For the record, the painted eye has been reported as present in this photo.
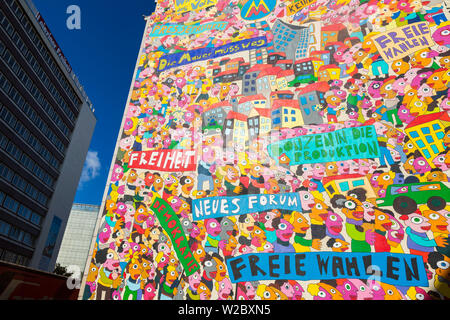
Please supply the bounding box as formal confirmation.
[107,253,114,259]
[263,291,271,298]
[429,213,440,220]
[330,289,336,294]
[437,261,450,269]
[205,261,213,267]
[416,293,424,300]
[210,222,217,228]
[411,217,424,224]
[360,286,366,292]
[333,242,342,248]
[383,175,391,181]
[279,223,287,230]
[330,215,337,222]
[297,217,303,223]
[387,289,394,295]
[418,160,426,166]
[345,283,352,291]
[378,215,386,221]
[345,201,356,209]
[316,203,323,210]
[318,290,326,297]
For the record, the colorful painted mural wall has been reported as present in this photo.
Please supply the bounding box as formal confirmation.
[81,0,450,300]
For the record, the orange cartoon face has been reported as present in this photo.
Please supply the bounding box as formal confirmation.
[309,200,329,223]
[410,49,432,68]
[376,172,395,190]
[257,284,288,300]
[426,69,448,91]
[198,281,212,300]
[325,162,338,176]
[290,211,310,234]
[392,58,410,75]
[86,262,99,282]
[331,195,365,221]
[422,210,448,234]
[328,238,350,252]
[380,282,404,300]
[374,209,393,232]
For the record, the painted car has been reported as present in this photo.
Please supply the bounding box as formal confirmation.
[376,182,450,215]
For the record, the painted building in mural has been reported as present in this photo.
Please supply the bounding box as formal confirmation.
[81,0,450,301]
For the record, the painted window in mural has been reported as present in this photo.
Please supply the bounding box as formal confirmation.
[81,0,450,301]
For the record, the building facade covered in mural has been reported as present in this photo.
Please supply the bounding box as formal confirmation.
[80,0,450,300]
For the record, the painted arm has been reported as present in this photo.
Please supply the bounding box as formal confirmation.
[406,227,437,247]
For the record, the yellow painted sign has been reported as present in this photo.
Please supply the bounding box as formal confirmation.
[287,0,317,16]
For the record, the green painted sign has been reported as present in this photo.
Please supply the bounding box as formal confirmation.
[150,197,200,276]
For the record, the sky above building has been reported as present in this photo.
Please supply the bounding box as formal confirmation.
[32,0,156,205]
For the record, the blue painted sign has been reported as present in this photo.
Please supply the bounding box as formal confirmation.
[192,193,302,221]
[268,125,380,165]
[157,36,268,72]
[226,252,428,286]
[241,0,277,21]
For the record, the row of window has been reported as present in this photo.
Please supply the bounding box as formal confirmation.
[0,218,35,248]
[0,160,49,207]
[0,247,30,266]
[0,36,69,151]
[0,70,62,170]
[0,120,55,189]
[0,190,42,227]
[0,10,76,126]
[5,0,81,109]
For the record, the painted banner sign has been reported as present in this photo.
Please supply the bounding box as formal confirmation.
[268,126,380,165]
[192,193,302,221]
[240,0,277,20]
[174,0,217,13]
[149,22,228,37]
[157,36,268,72]
[373,21,435,62]
[287,0,317,16]
[128,150,196,172]
[226,252,428,286]
[150,197,200,276]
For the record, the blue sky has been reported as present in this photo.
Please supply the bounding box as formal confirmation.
[32,0,156,205]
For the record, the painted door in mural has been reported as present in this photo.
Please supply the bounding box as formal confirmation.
[81,0,450,301]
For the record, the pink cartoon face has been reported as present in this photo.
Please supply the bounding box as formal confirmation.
[349,279,373,300]
[367,280,385,300]
[99,223,111,243]
[188,271,201,291]
[337,279,358,300]
[111,164,124,182]
[403,213,431,233]
[144,282,156,300]
[218,277,233,299]
[325,213,343,236]
[433,24,450,46]
[206,219,221,237]
[299,190,315,211]
[432,153,449,171]
[413,157,431,175]
[275,219,294,242]
[336,161,350,174]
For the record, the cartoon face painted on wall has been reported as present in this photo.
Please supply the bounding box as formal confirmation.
[82,0,450,301]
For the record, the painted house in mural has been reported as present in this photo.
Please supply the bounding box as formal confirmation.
[202,101,232,129]
[272,19,309,62]
[224,111,249,147]
[296,81,329,125]
[404,111,450,168]
[248,108,271,141]
[271,99,303,129]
